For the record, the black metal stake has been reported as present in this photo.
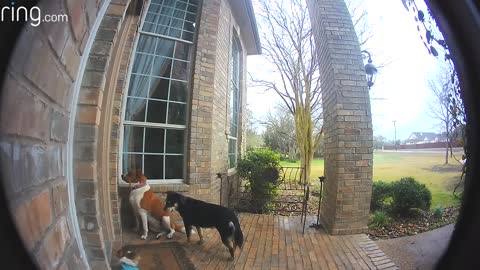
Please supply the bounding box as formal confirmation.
[310,176,325,229]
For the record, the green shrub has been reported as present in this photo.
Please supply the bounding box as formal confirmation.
[390,177,432,217]
[237,148,281,213]
[371,181,393,212]
[433,206,444,219]
[369,211,390,227]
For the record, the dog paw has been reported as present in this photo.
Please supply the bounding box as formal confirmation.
[167,232,175,239]
[140,234,148,240]
[156,232,166,239]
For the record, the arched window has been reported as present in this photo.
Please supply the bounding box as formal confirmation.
[121,0,199,183]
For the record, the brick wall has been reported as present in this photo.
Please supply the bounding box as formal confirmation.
[181,0,249,203]
[0,0,109,268]
[307,0,373,235]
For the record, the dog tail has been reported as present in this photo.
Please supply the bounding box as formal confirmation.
[229,220,244,249]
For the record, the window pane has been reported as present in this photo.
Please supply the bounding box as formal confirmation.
[187,4,197,13]
[146,100,167,123]
[137,35,156,54]
[155,24,169,36]
[132,53,153,75]
[152,56,172,78]
[167,102,186,125]
[155,39,175,57]
[144,155,164,179]
[181,31,194,42]
[174,42,190,61]
[142,22,155,32]
[149,77,169,100]
[166,129,184,153]
[161,6,174,16]
[123,126,144,152]
[145,12,158,24]
[123,154,142,175]
[172,60,188,80]
[125,97,147,122]
[165,156,183,179]
[169,80,187,102]
[183,21,195,33]
[128,74,149,97]
[171,18,183,29]
[168,28,182,39]
[144,128,165,153]
[175,1,187,10]
[185,12,196,23]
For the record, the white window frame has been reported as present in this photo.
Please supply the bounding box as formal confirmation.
[119,0,198,185]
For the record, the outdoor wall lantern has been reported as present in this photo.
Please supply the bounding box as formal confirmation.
[361,50,377,89]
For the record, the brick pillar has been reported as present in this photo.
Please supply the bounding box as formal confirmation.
[307,0,373,235]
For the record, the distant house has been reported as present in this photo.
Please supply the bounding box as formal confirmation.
[405,132,447,144]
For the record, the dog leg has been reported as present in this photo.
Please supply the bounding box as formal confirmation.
[133,212,140,232]
[196,227,204,244]
[185,224,193,243]
[221,238,235,260]
[139,211,148,239]
[162,216,175,239]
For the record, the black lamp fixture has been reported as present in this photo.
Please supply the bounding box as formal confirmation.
[361,50,377,89]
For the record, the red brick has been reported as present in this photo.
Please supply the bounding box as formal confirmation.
[0,75,49,140]
[40,0,69,57]
[106,4,126,17]
[13,190,53,251]
[36,217,71,270]
[66,0,87,42]
[79,89,103,106]
[23,38,72,107]
[76,105,100,124]
[74,161,96,179]
[61,36,81,80]
[86,0,98,29]
[53,180,69,216]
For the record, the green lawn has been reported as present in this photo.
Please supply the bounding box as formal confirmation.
[281,151,463,208]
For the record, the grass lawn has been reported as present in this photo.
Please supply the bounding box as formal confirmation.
[280,150,463,208]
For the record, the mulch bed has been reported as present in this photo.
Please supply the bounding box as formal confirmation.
[368,206,459,240]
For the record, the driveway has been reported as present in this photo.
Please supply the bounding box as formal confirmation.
[376,224,454,270]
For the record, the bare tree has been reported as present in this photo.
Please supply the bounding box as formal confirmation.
[427,68,453,164]
[251,0,323,182]
[261,104,298,159]
[345,0,372,49]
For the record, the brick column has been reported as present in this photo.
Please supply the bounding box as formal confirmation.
[307,0,373,235]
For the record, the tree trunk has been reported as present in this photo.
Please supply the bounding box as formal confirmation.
[295,106,314,183]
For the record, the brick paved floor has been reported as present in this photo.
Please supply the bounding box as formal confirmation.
[122,214,398,270]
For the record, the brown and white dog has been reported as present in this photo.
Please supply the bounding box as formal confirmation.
[121,170,186,239]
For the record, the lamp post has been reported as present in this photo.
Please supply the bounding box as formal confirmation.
[361,50,378,89]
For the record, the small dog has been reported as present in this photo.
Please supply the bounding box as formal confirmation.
[122,170,185,239]
[116,247,141,270]
[164,191,244,260]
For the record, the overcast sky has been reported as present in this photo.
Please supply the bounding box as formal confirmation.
[246,0,446,141]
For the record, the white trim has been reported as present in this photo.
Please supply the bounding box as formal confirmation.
[119,179,184,186]
[119,0,192,183]
[66,1,111,269]
[139,30,194,44]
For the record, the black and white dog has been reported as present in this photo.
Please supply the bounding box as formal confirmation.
[164,191,244,259]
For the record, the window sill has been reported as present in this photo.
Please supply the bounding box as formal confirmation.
[119,181,191,193]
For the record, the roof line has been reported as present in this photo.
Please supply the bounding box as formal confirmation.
[245,0,262,54]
